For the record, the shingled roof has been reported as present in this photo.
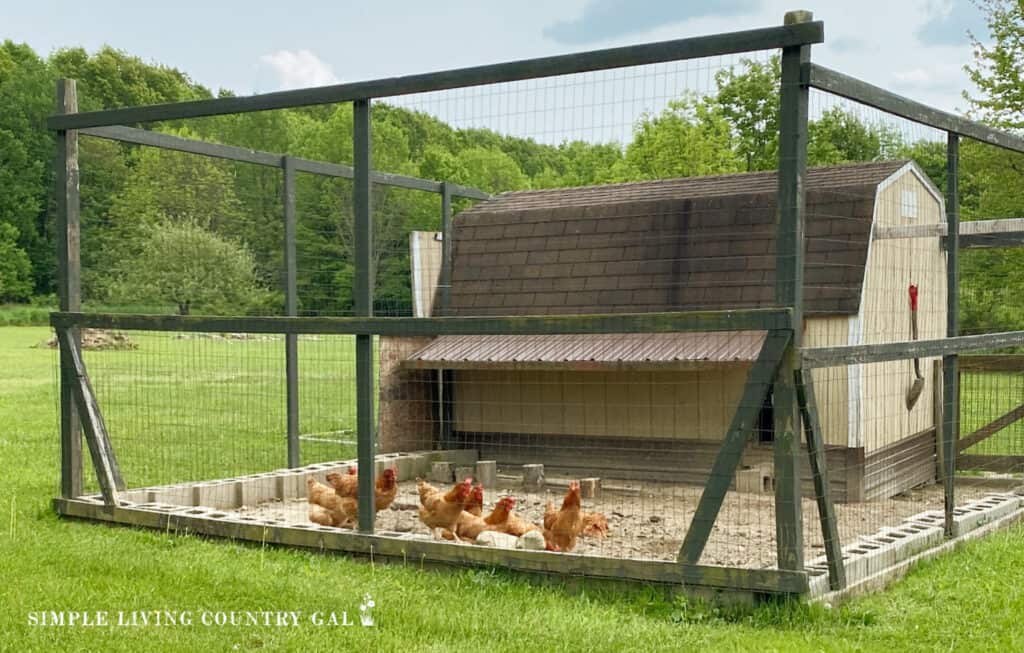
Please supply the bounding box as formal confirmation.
[444,160,910,317]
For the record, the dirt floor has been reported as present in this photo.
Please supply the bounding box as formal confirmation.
[229,478,996,569]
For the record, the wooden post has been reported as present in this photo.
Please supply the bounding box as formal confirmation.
[942,132,959,537]
[283,156,300,468]
[438,181,455,448]
[795,369,845,590]
[439,181,453,314]
[353,98,376,533]
[772,9,812,572]
[56,79,83,499]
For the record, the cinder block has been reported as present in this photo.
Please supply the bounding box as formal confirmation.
[441,449,478,466]
[475,461,497,488]
[455,466,476,483]
[404,454,430,479]
[579,477,601,499]
[392,455,416,481]
[735,464,773,494]
[523,464,544,488]
[430,462,455,483]
[193,482,236,509]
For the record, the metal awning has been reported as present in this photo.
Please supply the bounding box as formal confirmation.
[403,331,767,371]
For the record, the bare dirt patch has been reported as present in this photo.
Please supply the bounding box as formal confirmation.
[229,478,991,568]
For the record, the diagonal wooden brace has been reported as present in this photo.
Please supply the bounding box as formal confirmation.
[56,327,125,505]
[678,329,791,565]
[795,368,845,590]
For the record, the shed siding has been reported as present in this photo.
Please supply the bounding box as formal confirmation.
[804,316,851,447]
[454,367,750,440]
[858,169,946,453]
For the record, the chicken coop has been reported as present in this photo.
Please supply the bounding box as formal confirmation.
[387,161,948,503]
[49,11,1024,604]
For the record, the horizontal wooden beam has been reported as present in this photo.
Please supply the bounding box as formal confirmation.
[49,23,823,130]
[957,402,1024,452]
[957,454,1024,473]
[873,224,948,240]
[802,330,1024,368]
[53,498,808,594]
[50,308,792,336]
[807,65,1024,154]
[80,125,489,200]
[871,219,1024,250]
[959,355,1024,372]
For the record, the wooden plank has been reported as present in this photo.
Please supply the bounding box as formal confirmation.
[807,65,1024,154]
[802,330,1024,368]
[51,308,793,336]
[439,182,452,313]
[353,99,376,534]
[52,498,809,594]
[795,369,845,590]
[81,125,281,166]
[55,79,83,499]
[959,232,1024,249]
[956,454,1024,473]
[772,12,811,573]
[959,355,1024,372]
[872,219,1024,249]
[82,125,489,200]
[56,329,123,505]
[283,156,299,468]
[874,224,948,240]
[943,133,959,538]
[956,403,1024,452]
[678,329,791,565]
[934,362,944,483]
[49,22,824,130]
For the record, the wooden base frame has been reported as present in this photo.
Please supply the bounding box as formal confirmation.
[53,497,809,596]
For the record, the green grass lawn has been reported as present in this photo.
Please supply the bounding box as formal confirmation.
[4,325,1024,651]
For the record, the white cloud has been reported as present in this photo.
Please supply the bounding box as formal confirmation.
[259,49,339,90]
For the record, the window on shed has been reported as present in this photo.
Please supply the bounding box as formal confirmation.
[901,188,919,219]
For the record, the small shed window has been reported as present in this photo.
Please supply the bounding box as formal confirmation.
[901,189,919,219]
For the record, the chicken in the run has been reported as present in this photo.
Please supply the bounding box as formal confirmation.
[417,478,473,540]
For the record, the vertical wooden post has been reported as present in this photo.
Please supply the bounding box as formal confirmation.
[773,10,812,572]
[353,98,376,533]
[438,182,454,448]
[439,181,453,314]
[56,79,83,499]
[283,156,300,468]
[942,132,959,537]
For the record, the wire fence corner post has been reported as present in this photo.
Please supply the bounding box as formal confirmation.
[353,98,377,533]
[56,78,83,499]
[773,9,813,572]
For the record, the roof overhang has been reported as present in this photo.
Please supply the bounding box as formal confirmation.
[403,331,767,372]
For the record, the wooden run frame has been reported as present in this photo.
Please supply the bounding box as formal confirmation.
[47,11,828,596]
[50,9,1024,595]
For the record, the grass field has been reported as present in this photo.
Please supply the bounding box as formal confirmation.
[4,325,1024,651]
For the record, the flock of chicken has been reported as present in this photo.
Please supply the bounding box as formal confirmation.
[306,467,609,552]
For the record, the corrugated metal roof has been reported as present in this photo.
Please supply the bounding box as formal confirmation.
[405,331,767,371]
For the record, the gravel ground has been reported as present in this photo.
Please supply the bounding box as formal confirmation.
[229,478,993,568]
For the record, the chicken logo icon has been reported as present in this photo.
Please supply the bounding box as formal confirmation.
[358,594,375,627]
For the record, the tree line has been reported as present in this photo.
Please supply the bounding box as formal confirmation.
[0,0,1021,328]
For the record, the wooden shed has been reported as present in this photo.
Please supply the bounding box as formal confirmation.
[381,160,947,502]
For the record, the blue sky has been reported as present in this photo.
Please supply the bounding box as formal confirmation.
[1,0,990,139]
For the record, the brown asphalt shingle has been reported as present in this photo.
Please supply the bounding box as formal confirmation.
[444,160,909,317]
